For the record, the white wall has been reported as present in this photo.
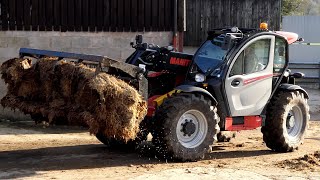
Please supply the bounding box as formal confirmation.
[0,31,172,62]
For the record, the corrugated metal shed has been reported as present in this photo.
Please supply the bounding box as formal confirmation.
[283,16,320,88]
[283,16,320,43]
[283,16,320,63]
[289,45,320,63]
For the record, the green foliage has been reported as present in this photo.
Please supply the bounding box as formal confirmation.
[282,0,307,16]
[282,0,320,16]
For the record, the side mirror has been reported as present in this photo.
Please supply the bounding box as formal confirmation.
[222,34,235,50]
[135,35,143,44]
[291,72,305,79]
[297,37,304,42]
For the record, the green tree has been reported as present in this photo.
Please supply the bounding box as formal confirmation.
[282,0,311,16]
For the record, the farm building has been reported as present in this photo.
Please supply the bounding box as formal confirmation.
[0,0,281,56]
[0,0,281,119]
[184,0,281,46]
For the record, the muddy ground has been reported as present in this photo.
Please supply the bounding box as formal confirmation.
[0,88,319,180]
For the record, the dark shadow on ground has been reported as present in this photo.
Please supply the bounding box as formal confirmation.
[306,137,320,141]
[0,119,87,135]
[206,149,274,160]
[0,144,162,179]
[0,140,278,179]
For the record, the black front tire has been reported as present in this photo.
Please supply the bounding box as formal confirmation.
[262,91,310,152]
[152,94,220,161]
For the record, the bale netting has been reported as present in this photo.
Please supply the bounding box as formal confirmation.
[0,57,147,141]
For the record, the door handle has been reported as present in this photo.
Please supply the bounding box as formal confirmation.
[231,79,241,87]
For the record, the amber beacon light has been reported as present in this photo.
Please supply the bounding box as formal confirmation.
[260,22,268,30]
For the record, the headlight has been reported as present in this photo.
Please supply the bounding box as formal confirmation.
[195,73,206,82]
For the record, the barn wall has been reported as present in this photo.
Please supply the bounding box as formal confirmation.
[184,0,281,46]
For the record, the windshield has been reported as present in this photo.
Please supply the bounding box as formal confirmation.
[193,35,228,73]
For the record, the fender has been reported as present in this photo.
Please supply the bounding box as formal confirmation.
[278,83,309,99]
[175,85,218,106]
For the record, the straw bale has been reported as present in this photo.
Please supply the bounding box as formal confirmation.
[16,80,39,98]
[36,58,58,100]
[0,58,32,84]
[0,57,147,141]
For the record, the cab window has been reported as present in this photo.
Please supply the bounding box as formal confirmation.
[230,39,271,76]
[274,38,287,73]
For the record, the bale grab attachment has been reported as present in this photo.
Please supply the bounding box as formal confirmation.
[19,48,148,99]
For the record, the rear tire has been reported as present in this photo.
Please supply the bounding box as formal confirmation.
[262,91,310,152]
[152,94,220,161]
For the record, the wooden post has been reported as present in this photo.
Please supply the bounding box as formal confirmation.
[176,0,185,52]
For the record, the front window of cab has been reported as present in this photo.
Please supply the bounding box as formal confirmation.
[193,35,228,73]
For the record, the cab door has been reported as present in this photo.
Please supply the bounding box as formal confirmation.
[225,35,275,116]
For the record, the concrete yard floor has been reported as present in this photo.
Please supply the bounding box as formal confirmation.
[0,88,319,180]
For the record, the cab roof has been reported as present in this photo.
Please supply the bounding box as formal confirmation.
[275,31,299,44]
[208,28,299,45]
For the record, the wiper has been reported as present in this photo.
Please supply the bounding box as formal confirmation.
[205,63,223,76]
[205,67,213,76]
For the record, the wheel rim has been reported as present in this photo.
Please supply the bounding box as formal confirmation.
[286,105,303,139]
[176,109,208,148]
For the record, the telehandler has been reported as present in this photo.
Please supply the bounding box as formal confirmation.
[14,24,310,161]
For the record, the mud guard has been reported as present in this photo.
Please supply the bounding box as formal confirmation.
[175,85,218,106]
[278,83,309,99]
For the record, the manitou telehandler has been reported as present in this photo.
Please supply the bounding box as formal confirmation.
[16,24,310,161]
